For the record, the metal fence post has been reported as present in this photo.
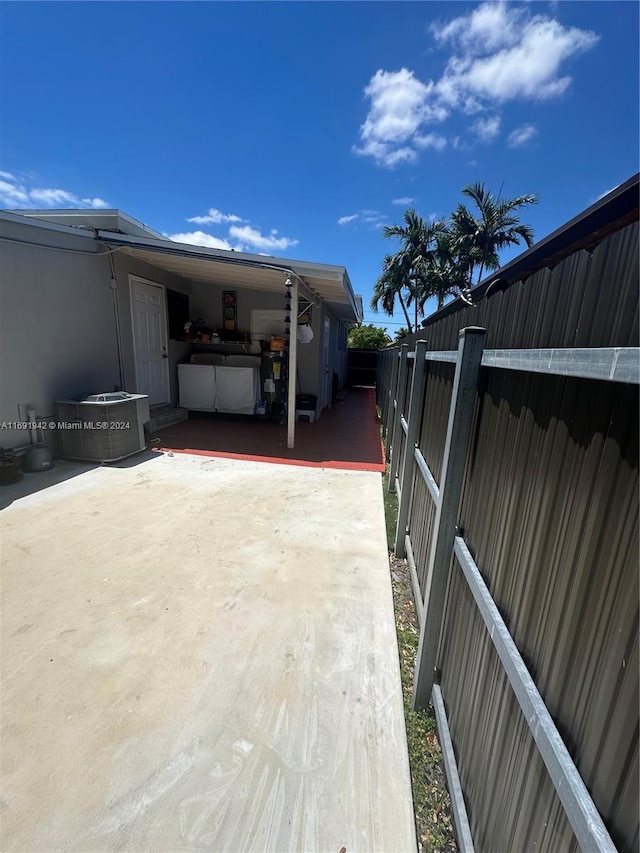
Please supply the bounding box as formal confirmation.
[388,344,409,492]
[384,347,399,457]
[394,340,428,557]
[412,327,486,710]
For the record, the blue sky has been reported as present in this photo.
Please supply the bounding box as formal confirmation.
[1,1,638,333]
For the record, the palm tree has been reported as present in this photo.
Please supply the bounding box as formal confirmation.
[381,209,447,330]
[371,254,414,333]
[451,182,537,297]
[394,327,409,342]
[420,232,470,311]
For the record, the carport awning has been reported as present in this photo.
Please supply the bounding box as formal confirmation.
[95,231,361,323]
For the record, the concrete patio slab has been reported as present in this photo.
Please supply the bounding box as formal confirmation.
[1,453,416,852]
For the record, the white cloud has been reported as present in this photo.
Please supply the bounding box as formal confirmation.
[441,19,598,104]
[353,68,448,167]
[453,136,479,152]
[472,115,501,143]
[229,224,298,252]
[507,124,538,147]
[414,133,447,150]
[30,188,81,206]
[0,173,110,209]
[0,179,29,206]
[337,209,390,230]
[187,207,245,225]
[431,2,524,54]
[83,197,109,208]
[172,216,298,254]
[392,196,415,205]
[337,208,394,230]
[168,231,242,251]
[30,188,109,208]
[355,3,598,166]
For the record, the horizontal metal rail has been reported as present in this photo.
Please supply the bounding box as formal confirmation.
[414,447,440,504]
[453,536,617,853]
[425,350,458,363]
[482,346,640,384]
[408,345,639,384]
[432,684,475,853]
[400,416,408,435]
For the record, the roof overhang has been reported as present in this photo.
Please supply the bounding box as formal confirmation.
[96,231,362,323]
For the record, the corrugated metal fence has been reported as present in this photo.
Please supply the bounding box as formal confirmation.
[377,221,639,853]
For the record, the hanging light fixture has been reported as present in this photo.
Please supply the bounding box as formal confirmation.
[297,324,314,344]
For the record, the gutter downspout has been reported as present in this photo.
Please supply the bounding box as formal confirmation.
[287,279,299,450]
[107,252,125,391]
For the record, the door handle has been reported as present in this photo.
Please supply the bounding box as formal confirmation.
[162,354,168,359]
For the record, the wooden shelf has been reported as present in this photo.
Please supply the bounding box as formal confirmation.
[189,341,251,347]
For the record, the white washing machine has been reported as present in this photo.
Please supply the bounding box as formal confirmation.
[177,364,216,411]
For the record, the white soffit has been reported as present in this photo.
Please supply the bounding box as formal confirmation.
[97,232,358,321]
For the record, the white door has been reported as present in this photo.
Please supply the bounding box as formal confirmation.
[130,278,170,405]
[322,317,331,409]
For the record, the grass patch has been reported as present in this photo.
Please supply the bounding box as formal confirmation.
[382,478,399,549]
[384,468,457,853]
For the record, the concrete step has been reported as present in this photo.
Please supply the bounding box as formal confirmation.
[147,406,189,433]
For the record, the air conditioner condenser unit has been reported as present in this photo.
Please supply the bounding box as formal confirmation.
[55,392,149,463]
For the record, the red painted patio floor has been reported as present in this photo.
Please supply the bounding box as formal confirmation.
[150,387,385,472]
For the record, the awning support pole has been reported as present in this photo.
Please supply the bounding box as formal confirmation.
[287,279,299,449]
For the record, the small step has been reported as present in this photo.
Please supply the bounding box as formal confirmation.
[146,405,189,433]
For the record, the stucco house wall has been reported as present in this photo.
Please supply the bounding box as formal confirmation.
[0,216,120,450]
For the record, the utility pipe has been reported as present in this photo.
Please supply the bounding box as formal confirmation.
[108,254,125,391]
[11,406,46,454]
[287,279,298,449]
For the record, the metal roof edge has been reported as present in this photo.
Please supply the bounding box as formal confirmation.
[422,172,640,328]
[4,208,166,240]
[109,210,166,240]
[341,267,361,321]
[0,209,97,239]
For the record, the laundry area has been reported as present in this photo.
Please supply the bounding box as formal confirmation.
[108,234,360,452]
